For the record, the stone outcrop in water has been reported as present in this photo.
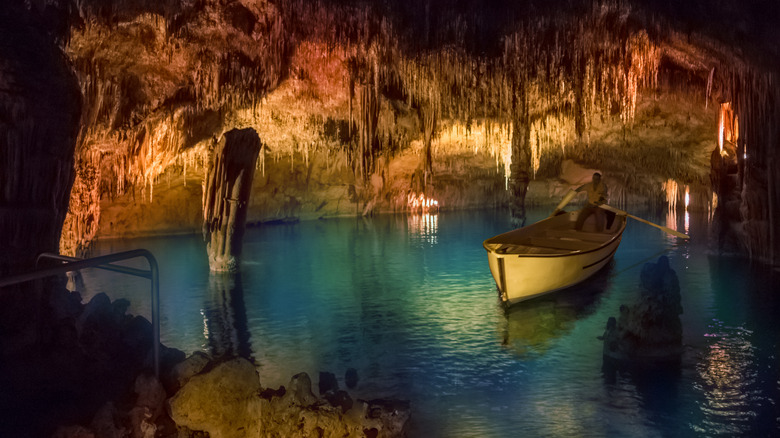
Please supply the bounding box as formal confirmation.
[600,256,683,362]
[202,128,263,272]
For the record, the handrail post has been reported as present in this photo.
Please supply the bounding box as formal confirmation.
[148,255,160,378]
[12,250,164,378]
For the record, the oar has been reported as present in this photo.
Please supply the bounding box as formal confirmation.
[598,204,690,239]
[549,189,577,217]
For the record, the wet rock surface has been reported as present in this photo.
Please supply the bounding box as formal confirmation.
[600,256,683,362]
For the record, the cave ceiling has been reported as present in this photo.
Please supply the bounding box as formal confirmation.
[60,0,777,159]
[6,0,778,254]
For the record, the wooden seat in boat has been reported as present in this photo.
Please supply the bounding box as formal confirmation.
[484,242,570,255]
[527,237,596,251]
[543,229,614,243]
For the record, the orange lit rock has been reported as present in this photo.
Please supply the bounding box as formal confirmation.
[168,358,410,437]
[167,357,263,438]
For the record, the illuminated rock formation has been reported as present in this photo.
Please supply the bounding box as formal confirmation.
[168,357,410,438]
[202,128,262,272]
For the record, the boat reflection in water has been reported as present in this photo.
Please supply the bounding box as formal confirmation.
[499,261,613,357]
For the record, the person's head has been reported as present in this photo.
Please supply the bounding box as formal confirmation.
[592,172,602,184]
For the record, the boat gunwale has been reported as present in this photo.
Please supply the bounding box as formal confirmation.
[482,214,627,259]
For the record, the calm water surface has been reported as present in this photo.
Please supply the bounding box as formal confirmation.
[82,208,780,437]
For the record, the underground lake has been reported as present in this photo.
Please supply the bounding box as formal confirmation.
[76,207,780,437]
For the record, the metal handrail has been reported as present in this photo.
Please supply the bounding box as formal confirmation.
[0,249,160,377]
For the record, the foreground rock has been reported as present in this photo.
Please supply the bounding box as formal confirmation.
[600,256,683,362]
[169,357,410,438]
[10,284,411,437]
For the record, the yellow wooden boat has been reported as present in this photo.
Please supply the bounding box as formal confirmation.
[483,208,626,305]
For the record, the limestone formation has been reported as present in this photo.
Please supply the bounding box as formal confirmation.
[202,128,263,272]
[167,357,264,438]
[168,357,410,437]
[17,0,767,263]
[169,351,212,390]
[134,373,167,420]
[600,256,683,362]
[0,0,82,367]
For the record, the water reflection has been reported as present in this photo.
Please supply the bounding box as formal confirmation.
[203,273,254,361]
[695,320,759,436]
[501,262,613,357]
[690,257,780,436]
[601,356,684,431]
[408,213,438,246]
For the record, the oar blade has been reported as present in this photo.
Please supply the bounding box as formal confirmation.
[549,189,577,217]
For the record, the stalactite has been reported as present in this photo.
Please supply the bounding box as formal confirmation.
[60,1,289,251]
[50,0,777,263]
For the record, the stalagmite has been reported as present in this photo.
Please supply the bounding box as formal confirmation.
[202,128,262,272]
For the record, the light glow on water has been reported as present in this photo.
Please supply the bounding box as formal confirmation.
[79,208,780,437]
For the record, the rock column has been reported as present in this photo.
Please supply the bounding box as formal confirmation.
[202,128,261,272]
[600,256,683,362]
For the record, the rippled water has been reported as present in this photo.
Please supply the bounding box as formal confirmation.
[82,208,780,437]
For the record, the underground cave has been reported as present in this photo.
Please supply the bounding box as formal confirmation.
[1,0,779,436]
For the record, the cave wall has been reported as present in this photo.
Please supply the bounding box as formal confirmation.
[712,73,780,265]
[0,0,82,357]
[59,3,662,236]
[0,2,82,275]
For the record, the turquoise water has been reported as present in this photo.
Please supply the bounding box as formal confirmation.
[82,208,780,437]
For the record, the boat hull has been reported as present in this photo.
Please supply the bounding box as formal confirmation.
[484,210,625,305]
[486,236,621,304]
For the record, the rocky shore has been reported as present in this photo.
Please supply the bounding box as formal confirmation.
[0,284,410,437]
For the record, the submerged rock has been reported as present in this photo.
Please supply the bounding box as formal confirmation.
[345,368,359,389]
[600,256,683,362]
[319,371,339,394]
